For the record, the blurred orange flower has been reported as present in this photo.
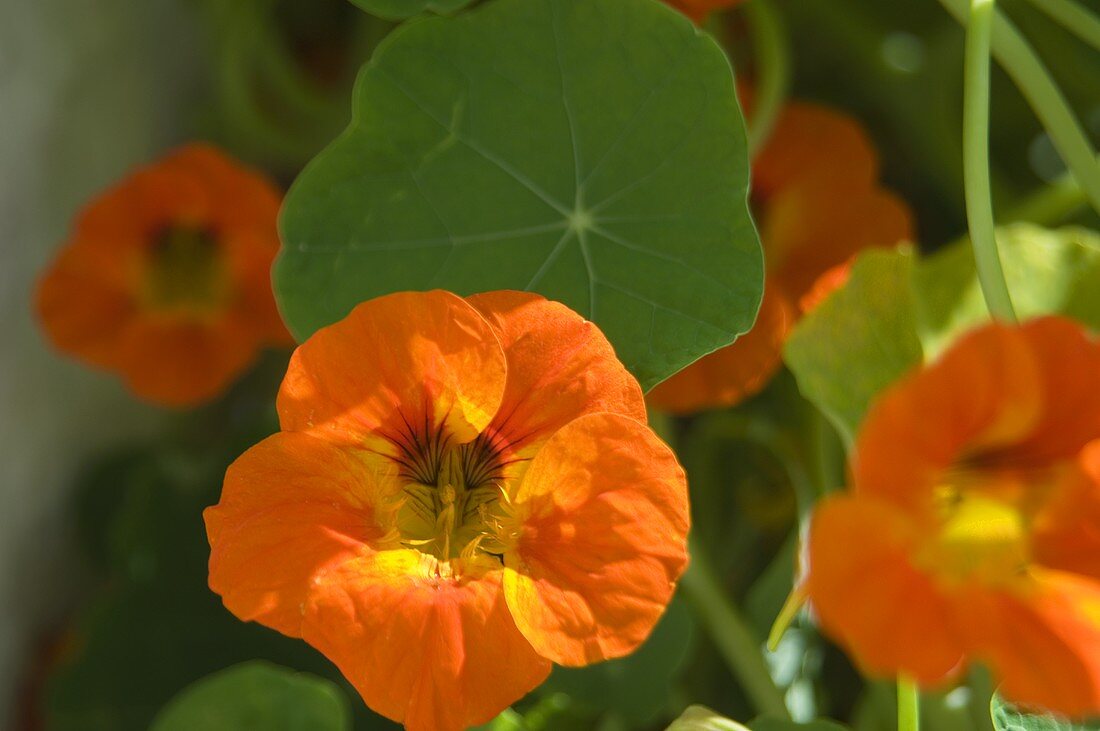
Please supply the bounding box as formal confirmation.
[204,290,690,731]
[648,97,913,413]
[35,143,291,407]
[808,317,1100,717]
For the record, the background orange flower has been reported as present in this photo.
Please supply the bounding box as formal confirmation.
[648,96,913,414]
[205,290,690,731]
[35,143,291,407]
[808,317,1100,718]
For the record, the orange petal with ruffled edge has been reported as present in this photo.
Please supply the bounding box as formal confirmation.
[854,323,1044,510]
[466,290,645,468]
[955,570,1100,717]
[502,412,689,665]
[1034,440,1100,581]
[204,431,389,637]
[278,290,506,448]
[302,552,550,731]
[647,284,793,413]
[807,495,966,684]
[1007,317,1100,464]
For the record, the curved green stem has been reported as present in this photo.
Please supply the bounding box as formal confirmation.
[745,0,790,156]
[939,0,1100,218]
[1025,0,1100,52]
[681,540,791,720]
[962,0,1018,322]
[897,678,921,731]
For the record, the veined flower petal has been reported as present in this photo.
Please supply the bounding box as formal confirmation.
[205,432,390,637]
[466,290,646,468]
[503,412,689,665]
[302,551,550,731]
[278,290,507,447]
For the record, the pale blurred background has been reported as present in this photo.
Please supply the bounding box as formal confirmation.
[0,0,201,722]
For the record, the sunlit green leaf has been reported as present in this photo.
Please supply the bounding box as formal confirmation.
[915,224,1100,358]
[278,0,761,390]
[150,662,350,731]
[667,705,750,730]
[783,248,923,444]
[990,692,1100,731]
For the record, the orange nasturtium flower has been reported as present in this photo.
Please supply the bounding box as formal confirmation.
[648,97,913,413]
[35,144,291,407]
[808,317,1100,717]
[204,290,690,731]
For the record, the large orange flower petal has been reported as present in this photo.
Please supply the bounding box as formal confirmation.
[854,323,1043,510]
[956,570,1100,717]
[302,552,550,731]
[1009,317,1100,464]
[646,283,793,413]
[278,290,507,448]
[205,432,388,637]
[466,290,646,465]
[115,315,258,407]
[1033,441,1100,581]
[503,413,689,665]
[807,495,966,684]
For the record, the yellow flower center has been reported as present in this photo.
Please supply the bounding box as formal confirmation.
[924,483,1031,587]
[145,225,229,312]
[389,431,518,563]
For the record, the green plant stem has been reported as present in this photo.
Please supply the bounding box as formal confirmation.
[1025,0,1100,52]
[681,539,791,720]
[745,0,790,156]
[938,0,1100,219]
[961,0,1018,322]
[897,679,921,731]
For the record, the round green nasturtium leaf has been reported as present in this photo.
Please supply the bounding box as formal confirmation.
[991,692,1100,730]
[278,0,761,391]
[349,0,472,22]
[150,662,351,731]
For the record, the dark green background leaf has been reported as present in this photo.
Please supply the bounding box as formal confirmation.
[540,594,695,724]
[277,0,762,390]
[349,0,474,22]
[150,662,351,731]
